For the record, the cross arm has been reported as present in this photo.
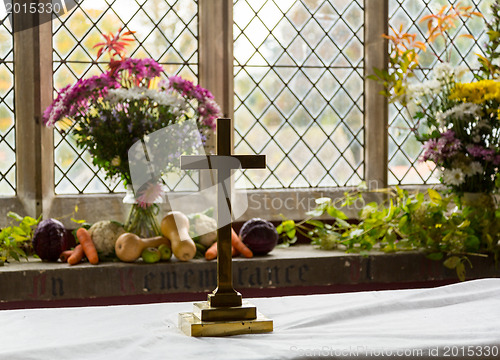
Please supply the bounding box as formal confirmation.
[181,155,266,170]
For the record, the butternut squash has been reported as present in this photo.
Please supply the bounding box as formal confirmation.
[161,211,196,261]
[115,233,171,262]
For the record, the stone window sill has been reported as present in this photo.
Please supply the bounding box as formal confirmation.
[1,245,498,310]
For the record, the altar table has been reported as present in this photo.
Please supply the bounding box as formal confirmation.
[0,278,499,359]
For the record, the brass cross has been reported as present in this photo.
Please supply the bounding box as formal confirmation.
[181,118,266,307]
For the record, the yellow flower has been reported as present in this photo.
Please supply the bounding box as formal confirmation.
[450,80,500,104]
[89,107,100,117]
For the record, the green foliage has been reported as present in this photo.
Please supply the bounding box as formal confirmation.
[276,220,298,248]
[277,187,500,280]
[0,212,41,263]
[367,48,419,105]
[477,0,500,79]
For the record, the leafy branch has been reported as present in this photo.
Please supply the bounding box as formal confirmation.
[277,188,500,281]
[0,212,41,264]
[477,0,500,79]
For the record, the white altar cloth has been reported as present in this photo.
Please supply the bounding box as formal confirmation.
[0,279,499,359]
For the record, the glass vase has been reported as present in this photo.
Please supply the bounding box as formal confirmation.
[123,190,161,238]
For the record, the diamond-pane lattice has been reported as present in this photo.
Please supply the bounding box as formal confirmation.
[388,0,493,185]
[53,0,198,194]
[234,0,364,189]
[0,12,15,196]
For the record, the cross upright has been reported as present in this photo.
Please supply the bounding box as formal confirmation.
[181,118,266,308]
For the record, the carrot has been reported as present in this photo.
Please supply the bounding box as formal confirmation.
[232,245,239,257]
[59,250,73,263]
[231,228,253,258]
[67,245,84,265]
[204,239,238,260]
[76,227,99,265]
[205,241,218,260]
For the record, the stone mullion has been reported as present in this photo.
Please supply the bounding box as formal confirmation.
[198,0,234,191]
[364,0,389,189]
[13,1,54,219]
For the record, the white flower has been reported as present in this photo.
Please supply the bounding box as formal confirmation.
[151,90,187,110]
[439,102,481,124]
[406,83,426,98]
[432,62,455,81]
[424,79,442,94]
[467,161,483,176]
[129,87,144,100]
[442,168,465,186]
[106,88,189,115]
[107,88,131,102]
[436,110,446,126]
[406,79,442,100]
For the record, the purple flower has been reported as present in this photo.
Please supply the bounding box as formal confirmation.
[420,130,461,163]
[421,138,439,162]
[467,145,496,162]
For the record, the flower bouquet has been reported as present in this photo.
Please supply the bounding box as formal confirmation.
[369,2,500,196]
[409,64,500,194]
[43,29,221,236]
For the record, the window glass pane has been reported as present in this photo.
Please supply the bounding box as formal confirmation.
[0,12,15,196]
[52,0,198,194]
[234,0,364,189]
[388,0,493,185]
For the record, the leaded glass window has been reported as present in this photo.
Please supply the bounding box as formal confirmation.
[0,11,15,195]
[234,0,364,189]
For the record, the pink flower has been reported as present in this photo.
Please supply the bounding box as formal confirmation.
[43,73,119,126]
[167,76,221,130]
[136,181,163,208]
[117,58,163,82]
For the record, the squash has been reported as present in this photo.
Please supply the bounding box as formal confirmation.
[161,211,197,261]
[114,233,171,262]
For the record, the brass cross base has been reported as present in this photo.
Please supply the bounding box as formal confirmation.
[179,300,273,337]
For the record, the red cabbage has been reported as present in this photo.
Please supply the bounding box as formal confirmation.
[32,219,76,261]
[239,218,278,255]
